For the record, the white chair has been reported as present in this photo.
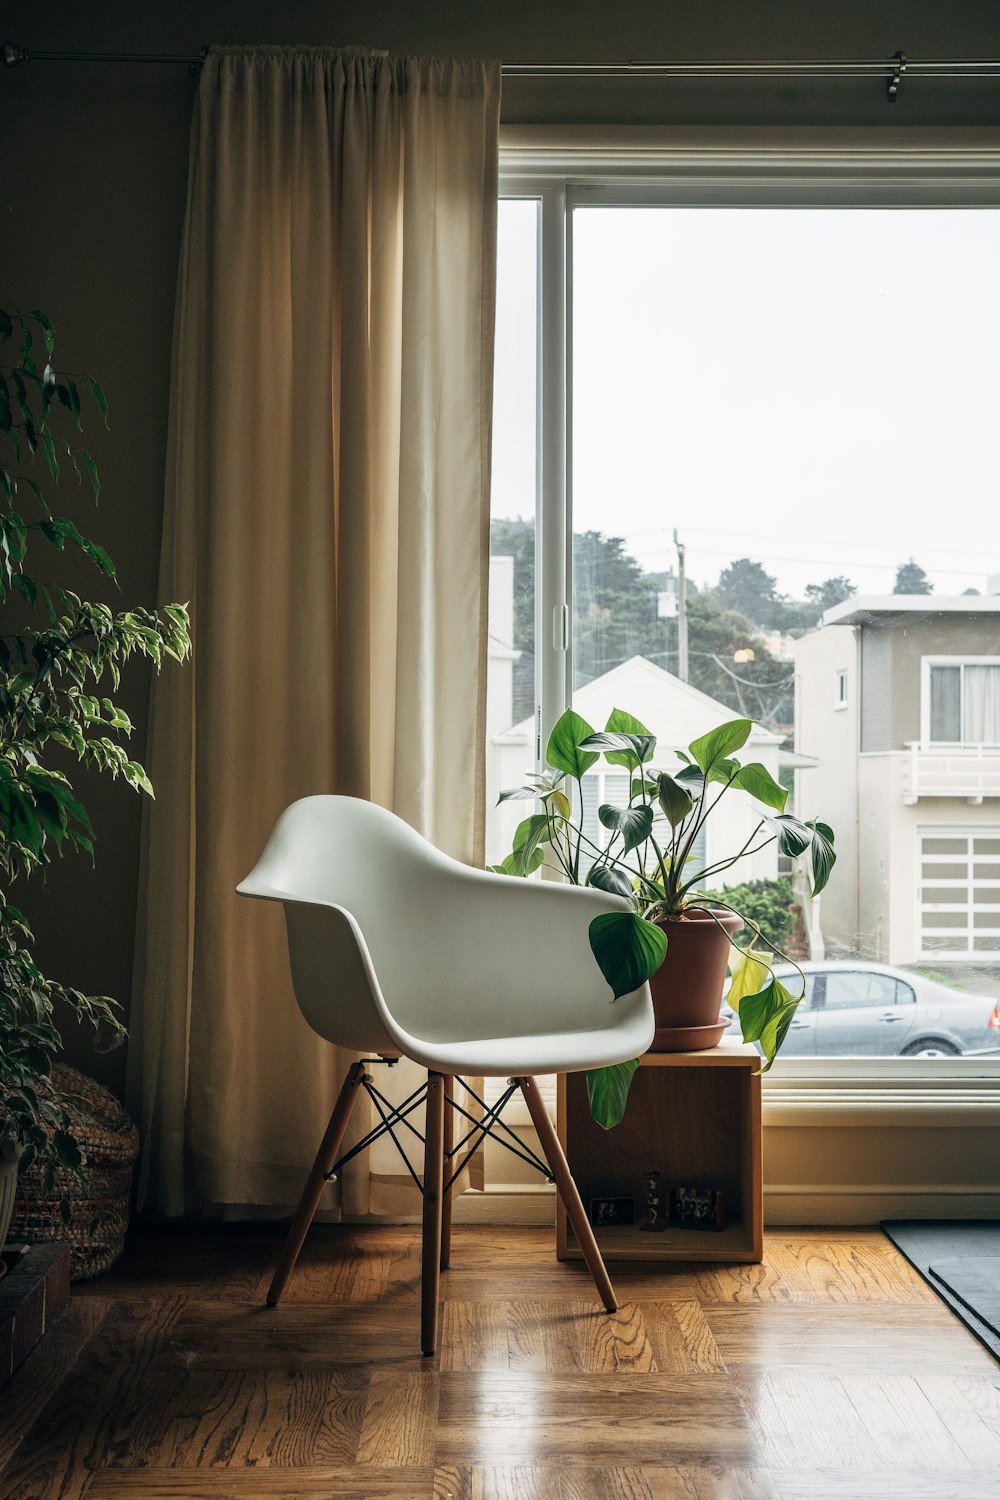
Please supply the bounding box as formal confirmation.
[238,794,655,1354]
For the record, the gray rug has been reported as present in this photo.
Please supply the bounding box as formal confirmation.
[881,1220,1000,1361]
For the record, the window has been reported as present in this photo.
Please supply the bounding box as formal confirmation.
[926,659,1000,745]
[488,149,1000,1075]
[824,971,901,1010]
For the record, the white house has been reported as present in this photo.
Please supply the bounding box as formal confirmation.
[794,594,1000,965]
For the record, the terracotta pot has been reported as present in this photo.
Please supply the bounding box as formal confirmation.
[647,908,744,1052]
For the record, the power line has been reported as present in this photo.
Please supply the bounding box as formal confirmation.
[622,538,990,580]
[620,520,1000,563]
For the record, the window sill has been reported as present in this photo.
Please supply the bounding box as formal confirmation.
[763,1056,1000,1126]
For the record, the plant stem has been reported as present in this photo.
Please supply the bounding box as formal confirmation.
[674,822,771,900]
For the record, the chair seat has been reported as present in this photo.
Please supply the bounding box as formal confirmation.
[399,1016,653,1076]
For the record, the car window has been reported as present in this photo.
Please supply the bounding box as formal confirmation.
[894,979,916,1006]
[824,971,898,1009]
[775,971,817,1008]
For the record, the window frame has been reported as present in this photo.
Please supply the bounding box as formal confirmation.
[497,140,1000,1103]
[921,654,1000,746]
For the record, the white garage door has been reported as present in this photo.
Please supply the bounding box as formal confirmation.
[919,830,1000,957]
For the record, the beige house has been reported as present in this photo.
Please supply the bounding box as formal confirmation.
[794,595,1000,965]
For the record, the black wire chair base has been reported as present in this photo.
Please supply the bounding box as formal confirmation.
[324,1067,554,1199]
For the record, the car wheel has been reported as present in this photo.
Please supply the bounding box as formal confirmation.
[901,1038,960,1058]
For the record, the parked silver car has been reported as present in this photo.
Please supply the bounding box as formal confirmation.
[724,960,1000,1058]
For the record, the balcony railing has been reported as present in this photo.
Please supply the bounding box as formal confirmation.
[903,741,1000,804]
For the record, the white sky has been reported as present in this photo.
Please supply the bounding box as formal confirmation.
[491,201,1000,599]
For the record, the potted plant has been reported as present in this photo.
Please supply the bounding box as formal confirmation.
[0,301,190,1241]
[493,707,835,1128]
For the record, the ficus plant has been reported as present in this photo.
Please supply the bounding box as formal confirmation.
[493,707,836,1128]
[0,301,191,1208]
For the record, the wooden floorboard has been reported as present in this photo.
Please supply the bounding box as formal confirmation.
[0,1223,997,1500]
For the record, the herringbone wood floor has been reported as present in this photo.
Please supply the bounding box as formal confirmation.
[1,1223,999,1499]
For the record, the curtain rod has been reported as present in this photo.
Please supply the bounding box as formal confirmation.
[4,42,1000,101]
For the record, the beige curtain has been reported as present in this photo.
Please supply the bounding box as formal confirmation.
[128,45,500,1216]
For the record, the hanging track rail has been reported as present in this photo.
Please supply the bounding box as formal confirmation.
[4,42,1000,101]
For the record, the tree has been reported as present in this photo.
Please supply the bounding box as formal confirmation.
[0,303,191,1189]
[714,558,786,630]
[490,523,796,729]
[572,530,661,687]
[804,576,855,612]
[685,595,794,728]
[893,559,933,595]
[489,517,534,651]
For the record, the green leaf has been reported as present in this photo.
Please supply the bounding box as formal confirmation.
[11,572,36,607]
[585,1059,640,1130]
[41,430,59,481]
[732,761,788,811]
[88,377,109,423]
[688,718,752,774]
[726,945,773,1011]
[498,784,541,803]
[82,449,100,498]
[598,801,653,853]
[735,973,801,1070]
[30,309,55,356]
[805,820,836,896]
[546,709,599,779]
[589,910,666,1000]
[580,730,657,767]
[656,772,693,828]
[549,789,571,821]
[586,862,635,899]
[84,542,116,578]
[489,849,544,877]
[764,813,812,858]
[66,380,82,424]
[512,812,556,875]
[600,708,656,767]
[675,761,706,792]
[53,1128,82,1170]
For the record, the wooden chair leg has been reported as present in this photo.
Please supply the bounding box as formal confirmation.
[440,1074,455,1272]
[421,1070,446,1355]
[266,1059,368,1306]
[516,1074,617,1313]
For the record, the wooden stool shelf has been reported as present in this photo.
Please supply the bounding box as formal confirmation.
[556,1038,763,1264]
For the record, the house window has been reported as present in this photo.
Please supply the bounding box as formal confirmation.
[835,669,848,709]
[927,661,1000,745]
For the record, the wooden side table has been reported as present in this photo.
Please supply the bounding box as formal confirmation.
[556,1038,763,1264]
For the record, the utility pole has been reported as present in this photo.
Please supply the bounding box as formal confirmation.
[674,528,689,682]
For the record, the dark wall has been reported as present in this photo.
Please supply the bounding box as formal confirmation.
[5,0,1000,1090]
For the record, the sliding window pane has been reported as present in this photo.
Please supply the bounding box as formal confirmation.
[487,198,539,868]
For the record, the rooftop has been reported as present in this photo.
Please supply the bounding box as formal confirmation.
[823,594,1000,627]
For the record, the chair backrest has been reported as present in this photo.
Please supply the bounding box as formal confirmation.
[239,794,642,1058]
[238,796,470,1053]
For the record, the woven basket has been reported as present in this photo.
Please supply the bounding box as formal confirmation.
[10,1064,139,1281]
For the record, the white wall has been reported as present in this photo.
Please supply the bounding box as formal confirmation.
[794,625,860,954]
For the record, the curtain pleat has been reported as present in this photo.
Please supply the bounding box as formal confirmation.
[127,46,500,1215]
